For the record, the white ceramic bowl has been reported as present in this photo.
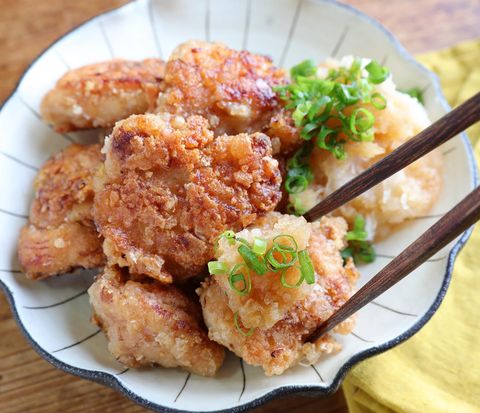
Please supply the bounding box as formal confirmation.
[0,0,476,412]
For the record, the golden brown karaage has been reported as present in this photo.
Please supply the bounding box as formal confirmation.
[156,41,287,138]
[286,57,443,240]
[89,266,225,376]
[93,113,282,283]
[18,144,104,279]
[198,213,358,375]
[41,59,165,133]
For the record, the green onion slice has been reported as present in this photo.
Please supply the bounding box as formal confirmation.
[317,126,338,149]
[287,143,313,169]
[346,215,368,241]
[307,96,333,123]
[229,264,252,296]
[218,230,236,245]
[335,83,360,105]
[365,60,390,84]
[290,59,317,79]
[285,173,309,194]
[266,248,295,270]
[273,235,298,252]
[342,214,376,265]
[208,261,228,275]
[233,311,255,337]
[341,247,354,261]
[266,235,299,270]
[238,244,268,276]
[280,266,305,288]
[371,92,387,110]
[292,102,311,127]
[252,238,267,255]
[403,87,424,105]
[298,250,315,284]
[356,242,376,263]
[350,108,375,135]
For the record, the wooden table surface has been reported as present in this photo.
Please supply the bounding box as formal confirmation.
[0,1,479,412]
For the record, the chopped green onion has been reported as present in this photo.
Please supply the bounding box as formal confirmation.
[346,215,368,241]
[285,165,313,194]
[298,250,315,284]
[342,214,376,264]
[359,129,374,142]
[371,92,387,110]
[233,311,255,337]
[350,108,375,135]
[292,102,311,127]
[208,261,228,275]
[402,87,424,105]
[266,235,299,270]
[252,238,267,255]
[266,248,297,270]
[335,83,360,105]
[277,57,390,195]
[280,266,304,288]
[317,126,338,150]
[285,172,310,194]
[287,143,313,169]
[341,247,354,261]
[365,60,390,84]
[219,230,236,245]
[307,96,332,122]
[285,144,314,195]
[356,242,376,263]
[290,59,317,79]
[301,122,320,138]
[215,231,319,295]
[229,264,251,296]
[273,235,298,252]
[238,244,268,275]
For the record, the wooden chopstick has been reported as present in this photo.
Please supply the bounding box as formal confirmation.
[303,91,480,222]
[305,185,480,343]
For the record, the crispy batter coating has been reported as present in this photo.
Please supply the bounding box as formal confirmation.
[18,144,104,280]
[198,213,358,375]
[265,108,302,155]
[93,113,282,283]
[41,59,165,133]
[156,41,287,137]
[89,266,225,376]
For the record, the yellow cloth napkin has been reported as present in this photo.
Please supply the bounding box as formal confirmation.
[342,39,480,413]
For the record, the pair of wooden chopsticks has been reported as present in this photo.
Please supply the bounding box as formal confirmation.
[304,91,480,343]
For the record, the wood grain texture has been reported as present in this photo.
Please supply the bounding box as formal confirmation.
[0,0,479,412]
[338,0,480,54]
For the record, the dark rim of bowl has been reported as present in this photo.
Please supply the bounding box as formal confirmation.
[0,0,477,412]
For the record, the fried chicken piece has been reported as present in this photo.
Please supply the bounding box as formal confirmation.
[93,113,282,283]
[156,41,287,137]
[41,59,165,133]
[89,266,225,376]
[198,213,359,376]
[286,56,442,240]
[18,144,104,280]
[265,108,302,155]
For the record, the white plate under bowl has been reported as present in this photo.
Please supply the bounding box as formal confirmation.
[0,0,477,412]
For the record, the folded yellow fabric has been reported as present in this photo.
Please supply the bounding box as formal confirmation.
[342,39,480,413]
